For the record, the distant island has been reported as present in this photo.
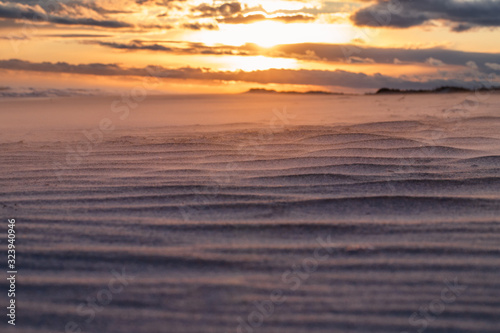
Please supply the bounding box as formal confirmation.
[245,88,343,95]
[374,86,500,95]
[245,86,500,96]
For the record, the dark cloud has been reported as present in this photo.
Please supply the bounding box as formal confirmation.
[182,22,218,30]
[0,2,45,20]
[351,0,500,31]
[192,2,242,17]
[141,0,186,4]
[1,0,132,15]
[191,1,314,24]
[91,39,500,73]
[54,1,133,15]
[95,40,173,51]
[138,23,173,30]
[271,43,500,72]
[91,40,260,55]
[0,87,102,98]
[0,34,28,40]
[0,58,497,91]
[135,0,186,9]
[218,13,315,24]
[41,34,113,38]
[0,59,130,76]
[0,2,133,28]
[0,0,315,30]
[48,16,133,28]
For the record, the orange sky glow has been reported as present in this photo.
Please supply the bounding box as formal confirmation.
[1,0,500,95]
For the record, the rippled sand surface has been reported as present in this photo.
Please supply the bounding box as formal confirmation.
[1,93,499,333]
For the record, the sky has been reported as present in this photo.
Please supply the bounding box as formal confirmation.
[1,0,500,95]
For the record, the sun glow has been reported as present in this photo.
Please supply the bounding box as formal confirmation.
[212,55,298,71]
[192,21,353,48]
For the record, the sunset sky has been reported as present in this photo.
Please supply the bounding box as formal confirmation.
[1,0,500,95]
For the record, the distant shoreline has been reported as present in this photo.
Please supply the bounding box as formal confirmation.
[372,86,500,95]
[2,86,500,99]
[244,88,344,95]
[244,86,500,96]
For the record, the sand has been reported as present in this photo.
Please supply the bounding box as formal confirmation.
[1,93,499,333]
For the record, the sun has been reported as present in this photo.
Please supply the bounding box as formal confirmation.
[195,21,294,48]
[191,21,354,48]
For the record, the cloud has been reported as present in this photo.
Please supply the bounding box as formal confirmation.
[0,58,498,91]
[190,1,317,24]
[41,34,113,38]
[49,16,133,28]
[90,39,500,73]
[425,57,445,67]
[90,40,260,55]
[0,0,132,14]
[136,0,186,7]
[95,40,173,51]
[0,1,219,30]
[218,13,315,24]
[189,1,315,24]
[351,0,500,31]
[192,2,242,17]
[0,1,45,20]
[269,43,500,72]
[485,62,500,71]
[182,22,218,30]
[0,1,133,28]
[0,34,28,40]
[346,56,375,64]
[0,87,102,98]
[466,61,478,70]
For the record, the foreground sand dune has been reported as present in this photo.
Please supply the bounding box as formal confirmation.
[1,93,499,332]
